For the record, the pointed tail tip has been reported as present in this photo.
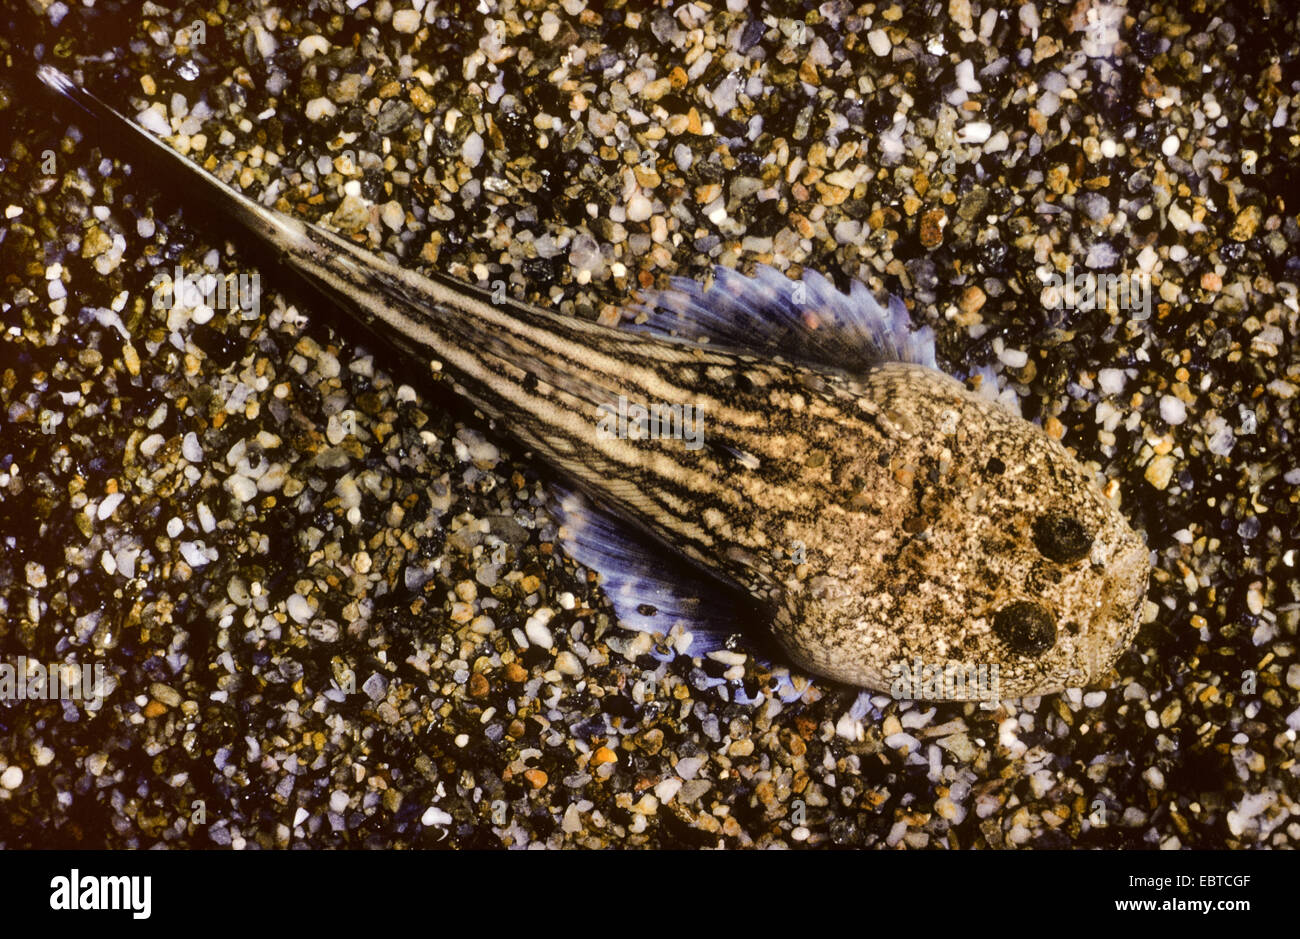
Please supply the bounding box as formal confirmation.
[37,64,76,96]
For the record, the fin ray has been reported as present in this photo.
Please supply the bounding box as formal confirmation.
[631,263,938,375]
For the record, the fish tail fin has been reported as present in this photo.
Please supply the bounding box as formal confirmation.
[36,64,310,257]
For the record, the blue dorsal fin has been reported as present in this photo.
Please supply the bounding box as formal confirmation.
[631,263,938,374]
[549,488,811,704]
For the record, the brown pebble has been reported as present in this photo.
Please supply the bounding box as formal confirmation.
[1230,205,1260,241]
[591,746,617,766]
[635,728,664,755]
[523,768,548,789]
[959,285,986,314]
[409,85,435,114]
[469,672,489,697]
[504,662,528,683]
[919,208,947,248]
[143,700,167,718]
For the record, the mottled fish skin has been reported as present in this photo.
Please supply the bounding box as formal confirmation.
[37,66,1150,700]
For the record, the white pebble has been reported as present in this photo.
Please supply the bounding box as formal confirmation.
[381,201,405,231]
[97,492,126,520]
[139,433,165,458]
[299,35,331,58]
[1159,395,1187,425]
[626,193,653,222]
[867,29,891,56]
[1097,368,1127,395]
[305,97,337,122]
[136,106,171,136]
[524,608,555,650]
[958,121,992,144]
[179,541,209,568]
[287,593,314,624]
[226,474,258,502]
[675,756,705,779]
[1207,424,1236,456]
[997,347,1028,368]
[0,766,22,790]
[462,131,484,168]
[422,806,453,826]
[654,778,683,803]
[393,9,422,33]
[182,431,204,462]
[1161,134,1179,157]
[166,517,184,538]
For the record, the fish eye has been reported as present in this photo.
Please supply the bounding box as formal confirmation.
[992,601,1056,655]
[1032,513,1093,563]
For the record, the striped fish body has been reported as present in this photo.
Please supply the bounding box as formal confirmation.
[38,66,1149,700]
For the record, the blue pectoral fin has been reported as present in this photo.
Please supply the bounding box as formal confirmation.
[550,488,811,704]
[630,263,939,373]
[631,263,1022,418]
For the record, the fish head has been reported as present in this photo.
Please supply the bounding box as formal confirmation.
[771,363,1150,700]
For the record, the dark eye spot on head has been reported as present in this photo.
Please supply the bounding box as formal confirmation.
[985,456,1006,475]
[993,601,1056,655]
[1033,513,1093,563]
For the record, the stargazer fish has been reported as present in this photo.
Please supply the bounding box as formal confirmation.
[37,65,1150,701]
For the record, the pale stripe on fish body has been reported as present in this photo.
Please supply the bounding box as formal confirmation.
[37,65,1150,701]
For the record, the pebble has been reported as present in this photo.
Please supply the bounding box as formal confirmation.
[392,9,421,33]
[226,474,258,502]
[1144,454,1175,490]
[626,194,653,222]
[524,608,555,650]
[287,593,314,624]
[421,806,452,826]
[304,97,337,121]
[299,35,330,58]
[462,132,484,168]
[181,432,203,462]
[1159,395,1187,425]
